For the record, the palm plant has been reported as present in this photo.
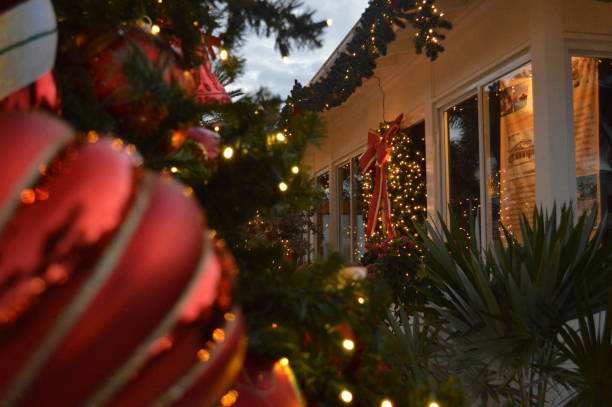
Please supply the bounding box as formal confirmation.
[395,206,612,406]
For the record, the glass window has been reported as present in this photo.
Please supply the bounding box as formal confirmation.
[571,57,612,234]
[445,96,480,233]
[484,64,535,239]
[338,163,351,259]
[316,172,330,258]
[352,156,366,260]
[337,158,366,262]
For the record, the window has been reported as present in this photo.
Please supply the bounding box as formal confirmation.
[316,172,330,258]
[484,64,535,239]
[338,157,365,262]
[444,96,480,233]
[443,63,535,240]
[571,56,612,234]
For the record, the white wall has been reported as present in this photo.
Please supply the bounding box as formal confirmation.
[305,0,612,250]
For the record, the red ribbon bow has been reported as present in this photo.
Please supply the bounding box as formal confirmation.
[359,114,403,238]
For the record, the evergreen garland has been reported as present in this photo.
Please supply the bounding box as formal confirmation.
[284,0,452,114]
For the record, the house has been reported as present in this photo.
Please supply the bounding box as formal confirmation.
[303,0,612,261]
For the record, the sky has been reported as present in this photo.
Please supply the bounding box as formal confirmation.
[228,0,370,98]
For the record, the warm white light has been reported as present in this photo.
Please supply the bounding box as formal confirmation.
[279,357,289,366]
[428,402,440,407]
[342,339,355,351]
[291,166,300,174]
[213,125,220,132]
[381,400,394,407]
[276,132,286,142]
[357,297,365,304]
[278,182,288,192]
[282,56,290,64]
[151,24,161,34]
[326,18,334,26]
[170,166,178,173]
[340,390,353,403]
[222,147,234,159]
[219,49,229,61]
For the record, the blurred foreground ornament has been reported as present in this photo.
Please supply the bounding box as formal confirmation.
[0,0,57,100]
[0,111,246,406]
[232,353,305,407]
[0,71,58,112]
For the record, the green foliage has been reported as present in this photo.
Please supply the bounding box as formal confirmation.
[235,243,407,406]
[284,0,452,114]
[360,236,427,307]
[52,0,327,66]
[409,206,612,406]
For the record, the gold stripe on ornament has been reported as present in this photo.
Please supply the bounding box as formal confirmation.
[1,174,155,407]
[151,308,246,407]
[0,128,72,235]
[85,232,216,407]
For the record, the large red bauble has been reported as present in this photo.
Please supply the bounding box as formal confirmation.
[81,27,195,135]
[0,111,246,407]
[232,353,305,407]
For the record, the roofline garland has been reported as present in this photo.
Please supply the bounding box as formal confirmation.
[284,0,452,115]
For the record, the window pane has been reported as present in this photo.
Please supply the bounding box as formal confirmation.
[485,64,535,239]
[351,156,365,261]
[338,163,351,259]
[316,172,330,258]
[572,57,612,234]
[446,96,480,233]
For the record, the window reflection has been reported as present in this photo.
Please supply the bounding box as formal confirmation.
[572,57,612,236]
[446,96,480,233]
[485,64,535,239]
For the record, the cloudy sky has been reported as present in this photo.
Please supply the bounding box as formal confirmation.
[229,0,370,98]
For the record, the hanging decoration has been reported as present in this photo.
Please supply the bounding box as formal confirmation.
[0,0,57,100]
[0,111,245,406]
[359,114,403,239]
[361,119,427,243]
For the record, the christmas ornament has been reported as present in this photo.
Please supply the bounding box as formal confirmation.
[0,0,57,100]
[233,353,305,407]
[78,27,196,135]
[359,114,403,238]
[171,127,221,164]
[0,71,58,112]
[194,60,231,105]
[0,111,246,407]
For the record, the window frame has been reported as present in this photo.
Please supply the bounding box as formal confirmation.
[437,55,534,243]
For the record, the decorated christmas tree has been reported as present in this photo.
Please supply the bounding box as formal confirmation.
[0,1,466,406]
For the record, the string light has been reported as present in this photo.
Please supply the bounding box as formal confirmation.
[214,125,220,132]
[279,182,288,192]
[291,166,300,174]
[342,339,355,351]
[219,49,229,61]
[276,132,286,142]
[381,400,394,407]
[340,390,353,403]
[282,56,290,64]
[170,166,178,173]
[428,402,440,407]
[279,357,289,366]
[326,18,334,26]
[222,146,234,159]
[357,297,365,304]
[150,24,161,34]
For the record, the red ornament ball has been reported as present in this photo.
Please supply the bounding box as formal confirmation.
[78,27,195,135]
[0,111,246,407]
[232,353,305,407]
